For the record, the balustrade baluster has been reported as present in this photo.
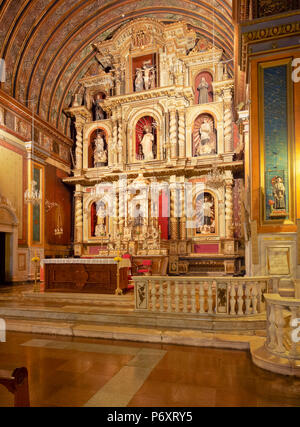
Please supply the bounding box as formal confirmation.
[275,305,286,354]
[159,281,164,313]
[166,282,172,313]
[268,304,277,350]
[191,282,197,314]
[208,282,213,314]
[175,281,180,313]
[237,283,244,315]
[230,283,236,315]
[245,285,251,315]
[183,284,188,313]
[151,282,156,312]
[199,282,205,313]
[251,284,258,315]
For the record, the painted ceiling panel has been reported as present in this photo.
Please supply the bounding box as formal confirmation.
[0,0,234,135]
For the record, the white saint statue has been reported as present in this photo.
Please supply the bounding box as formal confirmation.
[94,133,108,166]
[140,125,154,161]
[95,201,106,236]
[197,77,209,104]
[135,68,144,92]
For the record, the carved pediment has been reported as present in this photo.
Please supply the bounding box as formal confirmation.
[93,18,196,62]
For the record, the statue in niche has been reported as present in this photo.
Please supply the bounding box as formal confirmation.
[133,203,144,229]
[194,115,217,157]
[95,201,107,237]
[196,193,215,234]
[135,68,144,92]
[272,176,286,210]
[93,94,105,121]
[140,125,154,161]
[93,132,108,167]
[197,77,209,104]
[142,60,155,91]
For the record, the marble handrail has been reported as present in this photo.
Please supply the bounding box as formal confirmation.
[133,276,272,316]
[264,294,300,360]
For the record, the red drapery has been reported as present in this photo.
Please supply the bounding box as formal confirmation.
[158,191,169,240]
[91,202,97,237]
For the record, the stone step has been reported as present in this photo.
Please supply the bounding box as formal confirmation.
[0,303,267,332]
[4,317,265,350]
[22,291,135,307]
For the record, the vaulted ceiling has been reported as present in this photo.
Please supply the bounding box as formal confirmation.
[0,0,234,136]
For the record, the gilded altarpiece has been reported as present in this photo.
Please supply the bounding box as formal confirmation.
[64,18,243,275]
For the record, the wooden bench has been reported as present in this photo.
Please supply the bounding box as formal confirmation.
[0,367,30,407]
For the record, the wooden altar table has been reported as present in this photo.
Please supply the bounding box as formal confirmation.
[42,259,128,294]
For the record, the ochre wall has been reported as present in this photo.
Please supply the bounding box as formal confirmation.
[0,139,26,242]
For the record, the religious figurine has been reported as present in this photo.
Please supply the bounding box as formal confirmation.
[140,125,154,161]
[142,61,155,90]
[95,201,106,237]
[197,77,209,104]
[94,132,108,167]
[196,195,214,234]
[149,70,156,90]
[135,68,144,92]
[203,196,213,230]
[134,203,144,228]
[93,94,105,121]
[196,118,213,156]
[272,176,286,210]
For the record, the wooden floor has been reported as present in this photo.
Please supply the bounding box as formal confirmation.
[0,331,299,407]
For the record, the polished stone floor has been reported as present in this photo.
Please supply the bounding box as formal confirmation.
[0,331,300,407]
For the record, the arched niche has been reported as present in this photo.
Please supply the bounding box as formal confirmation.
[193,191,218,236]
[90,200,108,238]
[135,116,158,161]
[194,71,213,105]
[88,128,108,168]
[192,113,217,157]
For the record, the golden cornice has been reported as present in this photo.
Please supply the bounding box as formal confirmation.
[64,105,92,122]
[63,160,244,186]
[241,21,300,71]
[103,86,194,111]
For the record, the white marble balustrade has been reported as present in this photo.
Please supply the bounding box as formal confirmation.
[133,276,271,316]
[264,294,300,360]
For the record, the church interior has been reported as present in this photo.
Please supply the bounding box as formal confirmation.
[0,0,300,408]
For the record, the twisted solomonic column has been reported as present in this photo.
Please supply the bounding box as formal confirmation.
[112,119,118,165]
[178,109,186,158]
[74,192,83,243]
[225,178,234,239]
[223,89,234,153]
[117,117,123,166]
[169,108,177,159]
[75,122,84,170]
